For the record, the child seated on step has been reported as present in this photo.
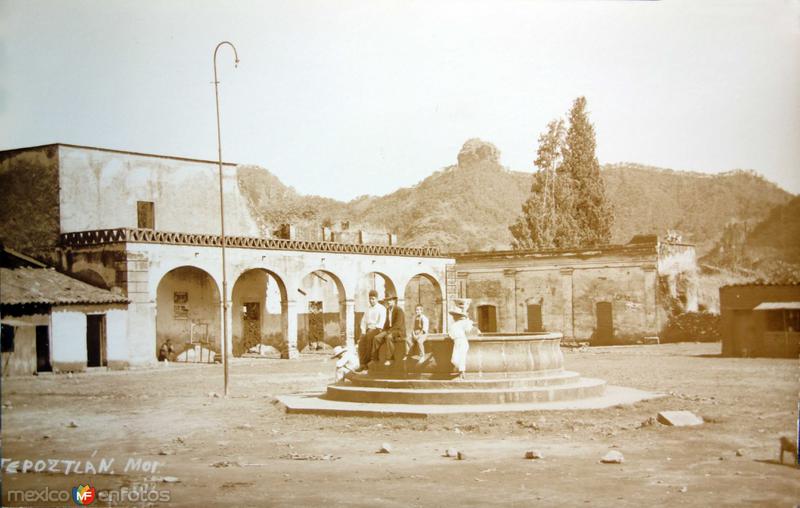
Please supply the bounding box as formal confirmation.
[331,345,359,382]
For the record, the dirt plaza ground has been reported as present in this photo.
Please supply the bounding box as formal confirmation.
[1,342,798,507]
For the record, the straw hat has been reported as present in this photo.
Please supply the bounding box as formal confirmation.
[448,298,471,317]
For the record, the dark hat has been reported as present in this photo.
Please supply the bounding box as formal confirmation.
[381,295,398,304]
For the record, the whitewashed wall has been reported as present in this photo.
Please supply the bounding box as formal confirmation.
[58,146,261,237]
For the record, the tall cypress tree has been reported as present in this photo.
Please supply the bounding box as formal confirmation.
[510,97,613,249]
[560,96,613,246]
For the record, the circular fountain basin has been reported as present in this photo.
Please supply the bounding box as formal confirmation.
[323,332,606,405]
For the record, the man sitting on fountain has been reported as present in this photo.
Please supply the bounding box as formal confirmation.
[372,294,406,367]
[355,289,386,372]
[448,299,474,379]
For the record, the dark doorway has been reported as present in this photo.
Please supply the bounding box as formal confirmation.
[732,309,753,356]
[595,302,613,344]
[36,325,52,372]
[477,305,497,333]
[527,304,543,332]
[242,302,261,352]
[86,315,107,367]
[307,301,324,349]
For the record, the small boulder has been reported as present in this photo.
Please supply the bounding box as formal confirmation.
[456,451,467,460]
[67,421,79,428]
[524,450,544,460]
[444,448,459,458]
[656,411,703,427]
[377,443,392,454]
[600,451,624,464]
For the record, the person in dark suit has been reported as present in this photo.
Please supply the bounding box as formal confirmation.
[371,295,406,366]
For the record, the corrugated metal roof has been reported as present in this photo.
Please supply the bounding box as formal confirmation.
[753,302,800,311]
[0,267,128,306]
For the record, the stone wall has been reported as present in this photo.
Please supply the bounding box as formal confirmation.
[454,243,664,344]
[0,146,61,262]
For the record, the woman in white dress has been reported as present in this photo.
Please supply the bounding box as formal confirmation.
[448,300,474,379]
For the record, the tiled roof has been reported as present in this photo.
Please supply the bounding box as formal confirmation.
[721,282,800,288]
[0,267,128,306]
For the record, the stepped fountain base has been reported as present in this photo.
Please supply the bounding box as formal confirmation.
[278,332,664,416]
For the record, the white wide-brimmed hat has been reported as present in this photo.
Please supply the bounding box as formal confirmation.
[448,298,471,317]
[331,345,348,358]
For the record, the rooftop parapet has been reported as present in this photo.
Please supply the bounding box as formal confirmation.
[59,228,442,258]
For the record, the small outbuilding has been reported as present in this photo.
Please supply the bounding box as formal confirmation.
[719,283,800,357]
[1,246,129,375]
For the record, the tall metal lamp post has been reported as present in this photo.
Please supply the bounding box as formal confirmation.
[213,41,239,396]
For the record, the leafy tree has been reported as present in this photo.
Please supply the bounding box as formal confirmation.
[510,97,613,249]
[510,119,577,249]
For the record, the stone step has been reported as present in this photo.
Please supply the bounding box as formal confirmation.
[324,377,606,405]
[347,370,582,390]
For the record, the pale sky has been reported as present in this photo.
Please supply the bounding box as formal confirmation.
[1,0,798,201]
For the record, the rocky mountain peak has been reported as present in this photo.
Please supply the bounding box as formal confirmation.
[457,138,501,168]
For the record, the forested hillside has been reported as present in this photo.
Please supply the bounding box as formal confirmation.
[237,140,793,254]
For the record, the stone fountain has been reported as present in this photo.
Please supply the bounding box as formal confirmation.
[323,331,606,406]
[277,298,661,416]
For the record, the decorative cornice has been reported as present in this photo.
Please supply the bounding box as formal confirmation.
[60,228,444,258]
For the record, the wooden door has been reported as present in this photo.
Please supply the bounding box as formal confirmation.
[527,304,543,332]
[595,302,613,344]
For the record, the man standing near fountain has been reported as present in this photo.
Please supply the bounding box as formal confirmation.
[449,299,474,379]
[355,289,386,372]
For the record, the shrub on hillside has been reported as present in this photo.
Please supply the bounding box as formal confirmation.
[660,311,720,343]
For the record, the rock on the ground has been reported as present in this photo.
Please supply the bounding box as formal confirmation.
[600,451,624,464]
[378,443,392,454]
[247,344,281,357]
[525,450,544,459]
[67,421,78,428]
[456,451,467,460]
[735,449,744,457]
[148,476,179,483]
[444,448,458,458]
[657,410,703,427]
[637,417,657,428]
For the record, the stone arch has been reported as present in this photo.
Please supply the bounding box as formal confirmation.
[296,270,347,351]
[155,266,221,361]
[403,273,445,334]
[231,268,288,357]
